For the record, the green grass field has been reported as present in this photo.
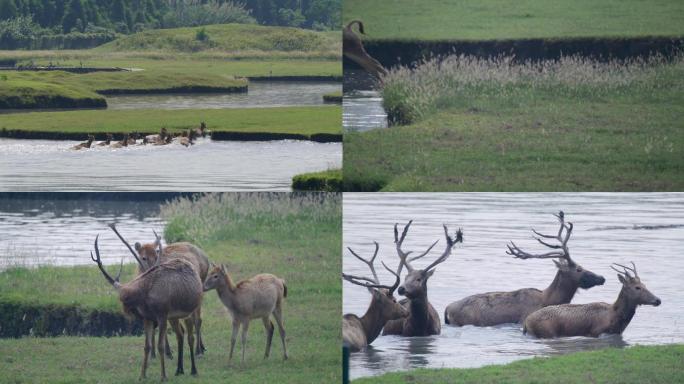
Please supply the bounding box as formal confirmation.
[344,0,684,41]
[0,193,341,383]
[0,105,341,139]
[343,56,684,191]
[353,344,684,384]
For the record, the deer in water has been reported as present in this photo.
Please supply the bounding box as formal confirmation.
[444,211,606,327]
[342,242,408,351]
[108,223,210,357]
[96,133,113,147]
[524,262,661,338]
[110,133,129,148]
[343,20,388,80]
[178,129,196,147]
[146,127,169,145]
[72,134,94,150]
[203,264,288,365]
[91,235,203,381]
[194,122,209,138]
[383,222,463,336]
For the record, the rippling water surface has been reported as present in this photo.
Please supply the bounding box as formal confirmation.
[0,196,164,268]
[343,193,684,379]
[0,138,341,191]
[343,91,387,132]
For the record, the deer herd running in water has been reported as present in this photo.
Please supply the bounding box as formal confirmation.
[90,223,288,381]
[71,123,210,150]
[343,211,662,352]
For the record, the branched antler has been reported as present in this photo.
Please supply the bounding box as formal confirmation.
[108,223,145,269]
[394,220,438,275]
[90,234,123,288]
[424,225,463,272]
[343,242,400,294]
[506,211,575,265]
[611,262,639,280]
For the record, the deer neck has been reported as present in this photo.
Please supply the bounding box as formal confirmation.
[359,298,387,345]
[542,269,577,306]
[217,273,238,302]
[407,292,430,332]
[610,287,637,334]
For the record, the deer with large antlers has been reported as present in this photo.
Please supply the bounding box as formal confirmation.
[382,221,463,337]
[524,262,661,338]
[108,223,211,357]
[343,242,409,351]
[91,235,203,381]
[343,20,388,80]
[444,211,605,327]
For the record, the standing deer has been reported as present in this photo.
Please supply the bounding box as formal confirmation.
[203,264,288,364]
[91,235,202,381]
[108,223,210,357]
[383,221,463,336]
[524,262,661,338]
[343,20,388,80]
[72,134,94,150]
[444,211,605,327]
[342,242,409,351]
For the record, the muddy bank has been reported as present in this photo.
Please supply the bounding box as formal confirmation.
[344,36,684,69]
[0,129,341,143]
[0,95,107,110]
[0,300,142,338]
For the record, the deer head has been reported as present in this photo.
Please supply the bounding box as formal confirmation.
[107,223,162,271]
[612,262,661,306]
[393,221,463,299]
[343,242,408,319]
[506,211,605,289]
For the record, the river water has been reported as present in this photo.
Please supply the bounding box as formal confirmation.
[0,138,341,191]
[343,70,387,132]
[106,81,341,110]
[343,193,684,379]
[0,195,164,268]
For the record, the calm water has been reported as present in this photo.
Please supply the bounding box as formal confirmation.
[343,193,684,379]
[343,90,387,132]
[106,81,341,110]
[0,196,164,268]
[0,138,341,191]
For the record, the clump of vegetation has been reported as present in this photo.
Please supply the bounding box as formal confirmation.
[381,53,681,125]
[292,169,342,192]
[162,0,256,28]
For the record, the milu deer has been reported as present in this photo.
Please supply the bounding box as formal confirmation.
[146,127,169,145]
[108,223,210,357]
[383,222,463,337]
[72,134,94,150]
[444,211,606,327]
[343,20,388,80]
[524,262,661,338]
[342,242,409,351]
[203,264,288,364]
[91,235,203,381]
[110,133,129,148]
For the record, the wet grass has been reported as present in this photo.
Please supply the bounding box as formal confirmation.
[0,106,341,138]
[344,0,684,41]
[343,56,684,191]
[0,193,342,383]
[352,344,684,383]
[292,169,342,192]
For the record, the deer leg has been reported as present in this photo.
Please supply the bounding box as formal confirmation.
[170,320,184,376]
[194,306,205,356]
[273,306,288,360]
[184,317,198,376]
[262,317,274,359]
[164,327,173,359]
[157,316,169,382]
[151,325,157,359]
[240,320,250,366]
[140,320,154,380]
[229,319,239,362]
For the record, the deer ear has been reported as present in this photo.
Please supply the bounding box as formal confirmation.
[617,273,626,284]
[134,242,142,251]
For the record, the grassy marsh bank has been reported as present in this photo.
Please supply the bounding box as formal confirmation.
[352,344,684,384]
[0,106,342,142]
[343,0,684,41]
[292,169,342,192]
[0,193,341,383]
[343,55,684,191]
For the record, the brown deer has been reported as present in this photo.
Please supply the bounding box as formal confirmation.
[383,222,463,336]
[110,133,129,148]
[194,122,208,138]
[179,129,196,147]
[342,242,409,351]
[95,133,113,146]
[444,211,605,327]
[343,20,388,80]
[524,262,661,338]
[146,127,168,145]
[72,134,94,150]
[108,224,210,357]
[91,235,203,381]
[203,264,288,364]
